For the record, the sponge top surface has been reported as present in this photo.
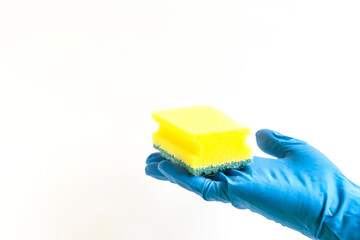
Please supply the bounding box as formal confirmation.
[152,105,250,135]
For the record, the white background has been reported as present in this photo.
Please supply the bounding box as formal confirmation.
[1,0,360,239]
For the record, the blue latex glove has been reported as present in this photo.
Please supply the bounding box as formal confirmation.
[146,129,360,240]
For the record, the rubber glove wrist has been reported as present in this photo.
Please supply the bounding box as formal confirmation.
[317,181,360,240]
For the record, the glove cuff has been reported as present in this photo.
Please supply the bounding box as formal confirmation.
[316,181,360,240]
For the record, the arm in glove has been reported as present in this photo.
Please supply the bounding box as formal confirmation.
[145,129,360,240]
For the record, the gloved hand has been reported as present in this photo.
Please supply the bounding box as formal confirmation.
[145,129,360,240]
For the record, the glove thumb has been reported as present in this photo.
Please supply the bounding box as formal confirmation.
[255,129,306,158]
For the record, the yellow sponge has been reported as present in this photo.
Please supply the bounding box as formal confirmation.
[152,106,252,175]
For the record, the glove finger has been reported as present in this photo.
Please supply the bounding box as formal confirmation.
[158,161,229,203]
[145,162,168,181]
[211,170,257,209]
[208,171,228,181]
[146,152,166,164]
[256,129,307,159]
[224,168,247,176]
